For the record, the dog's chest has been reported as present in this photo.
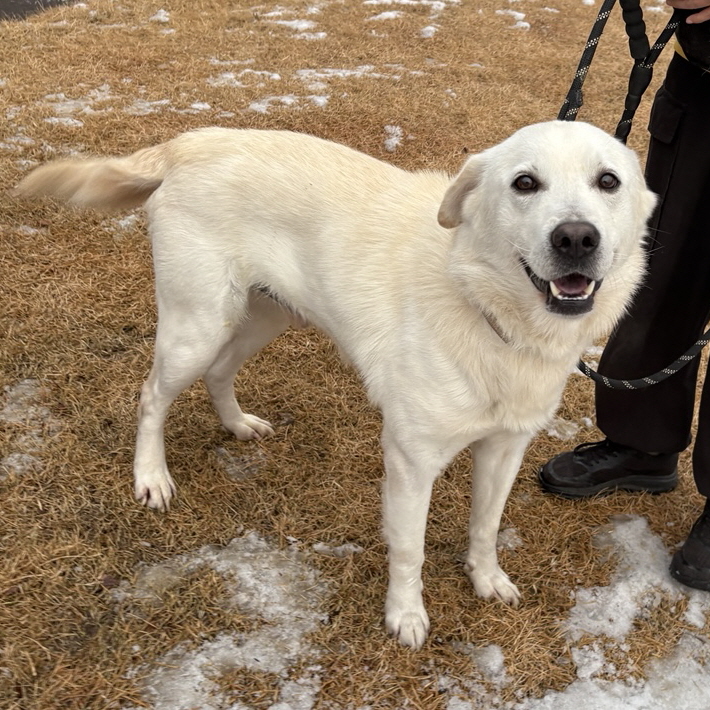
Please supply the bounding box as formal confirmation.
[418,351,571,438]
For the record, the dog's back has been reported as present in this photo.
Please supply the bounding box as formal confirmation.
[14,127,406,213]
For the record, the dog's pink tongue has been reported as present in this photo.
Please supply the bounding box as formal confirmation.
[553,274,589,297]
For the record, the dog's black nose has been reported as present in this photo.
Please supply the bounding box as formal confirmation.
[550,221,600,259]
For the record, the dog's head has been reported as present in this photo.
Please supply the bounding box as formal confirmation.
[438,121,656,317]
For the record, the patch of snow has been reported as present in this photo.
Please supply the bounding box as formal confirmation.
[368,11,404,20]
[294,64,415,91]
[312,542,364,557]
[1,380,62,480]
[119,533,329,710]
[497,528,523,551]
[105,213,141,233]
[214,445,266,481]
[124,98,171,115]
[383,124,403,152]
[363,0,459,21]
[546,417,581,440]
[207,69,281,88]
[514,632,710,709]
[248,94,329,113]
[209,57,255,66]
[496,9,530,29]
[271,19,317,31]
[43,116,84,127]
[149,9,170,23]
[296,32,328,39]
[565,515,710,642]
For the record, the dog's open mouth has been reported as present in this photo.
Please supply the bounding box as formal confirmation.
[522,262,602,316]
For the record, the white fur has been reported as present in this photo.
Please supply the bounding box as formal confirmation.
[16,122,656,648]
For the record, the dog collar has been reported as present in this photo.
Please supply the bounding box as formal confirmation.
[482,311,511,345]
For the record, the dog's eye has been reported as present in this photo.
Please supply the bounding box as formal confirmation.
[513,174,537,191]
[598,172,619,190]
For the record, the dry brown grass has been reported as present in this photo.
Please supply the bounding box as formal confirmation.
[1,1,707,708]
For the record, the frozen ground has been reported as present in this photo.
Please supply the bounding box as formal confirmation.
[4,374,709,708]
[110,518,710,710]
[4,0,705,707]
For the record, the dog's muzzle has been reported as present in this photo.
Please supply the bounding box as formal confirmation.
[523,221,604,316]
[524,264,602,316]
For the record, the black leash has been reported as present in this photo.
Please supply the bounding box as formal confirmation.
[577,333,710,390]
[559,0,685,141]
[559,0,709,389]
[558,0,617,123]
[614,0,686,143]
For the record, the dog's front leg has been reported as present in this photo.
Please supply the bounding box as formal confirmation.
[381,427,443,649]
[465,431,530,606]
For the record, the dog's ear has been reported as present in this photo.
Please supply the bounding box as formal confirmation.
[437,154,484,229]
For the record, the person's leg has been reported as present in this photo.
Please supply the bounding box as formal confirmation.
[669,347,710,591]
[595,56,710,454]
[540,55,710,498]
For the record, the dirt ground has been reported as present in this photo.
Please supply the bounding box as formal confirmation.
[1,1,707,709]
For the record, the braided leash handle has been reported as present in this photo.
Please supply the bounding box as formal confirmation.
[619,0,650,58]
[615,7,686,142]
[558,0,617,121]
[578,333,710,389]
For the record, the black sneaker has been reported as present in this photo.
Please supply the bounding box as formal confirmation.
[538,439,679,498]
[670,500,710,592]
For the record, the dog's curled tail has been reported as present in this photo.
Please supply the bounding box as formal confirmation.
[14,143,169,212]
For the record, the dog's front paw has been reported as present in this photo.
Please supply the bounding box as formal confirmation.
[134,468,176,512]
[228,413,275,441]
[466,562,521,607]
[385,602,430,649]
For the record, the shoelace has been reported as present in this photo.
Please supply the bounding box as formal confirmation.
[572,439,624,463]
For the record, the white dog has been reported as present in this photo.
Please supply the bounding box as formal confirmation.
[16,122,655,648]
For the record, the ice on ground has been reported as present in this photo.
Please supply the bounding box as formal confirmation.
[149,9,170,23]
[496,8,530,29]
[125,98,171,115]
[43,85,114,115]
[367,11,404,20]
[312,541,364,557]
[271,19,317,31]
[248,94,329,113]
[383,124,403,151]
[566,514,710,641]
[116,514,710,709]
[207,69,281,88]
[119,533,329,710]
[514,632,710,710]
[546,417,593,440]
[444,516,710,709]
[295,32,327,40]
[363,0,460,21]
[215,445,266,481]
[1,380,62,480]
[497,528,523,551]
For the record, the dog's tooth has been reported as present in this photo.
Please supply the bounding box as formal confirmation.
[550,281,561,298]
[583,280,596,296]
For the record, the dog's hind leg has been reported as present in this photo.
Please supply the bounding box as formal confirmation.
[133,317,234,511]
[133,248,259,511]
[203,291,292,440]
[465,431,529,606]
[134,286,292,512]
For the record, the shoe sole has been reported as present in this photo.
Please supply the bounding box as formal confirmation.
[670,553,710,592]
[537,467,679,499]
